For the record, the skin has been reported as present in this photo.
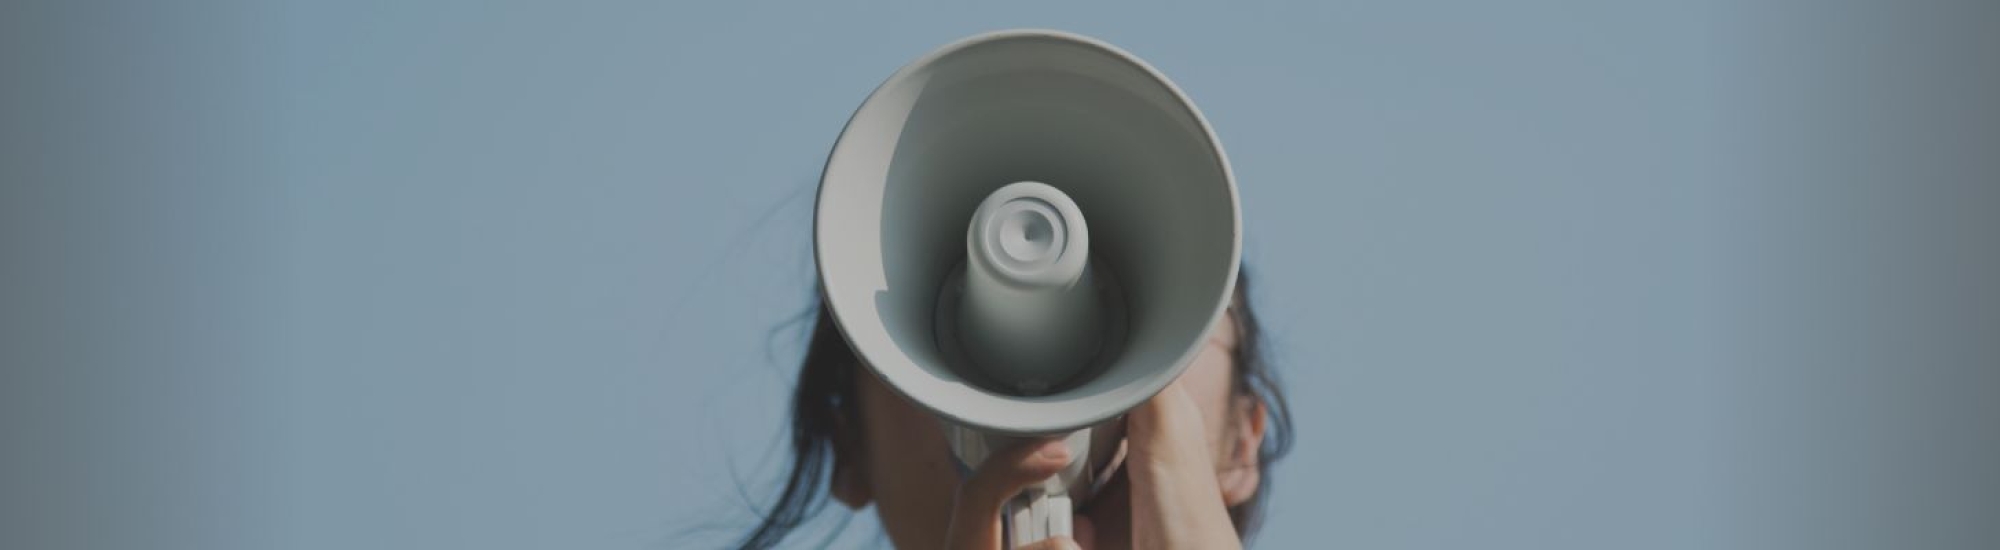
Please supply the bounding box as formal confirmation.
[829,313,1269,549]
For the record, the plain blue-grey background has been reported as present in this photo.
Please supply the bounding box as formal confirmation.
[3,1,1996,549]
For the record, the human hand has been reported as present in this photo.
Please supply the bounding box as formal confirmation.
[1121,381,1243,550]
[942,438,1087,550]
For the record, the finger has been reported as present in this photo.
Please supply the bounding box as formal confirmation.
[944,438,1071,549]
[1071,513,1097,550]
[1015,536,1082,550]
[957,438,1070,522]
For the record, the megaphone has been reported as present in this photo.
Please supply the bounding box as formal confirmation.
[814,29,1239,548]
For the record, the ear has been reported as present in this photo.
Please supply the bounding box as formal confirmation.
[829,412,873,509]
[1217,397,1267,507]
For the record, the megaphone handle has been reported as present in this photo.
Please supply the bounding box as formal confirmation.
[1004,485,1071,548]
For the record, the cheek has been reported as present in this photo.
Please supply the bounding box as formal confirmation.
[857,377,961,547]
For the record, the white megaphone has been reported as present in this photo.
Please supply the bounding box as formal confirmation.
[814,30,1239,548]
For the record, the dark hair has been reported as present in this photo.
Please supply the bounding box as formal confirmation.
[735,266,1294,548]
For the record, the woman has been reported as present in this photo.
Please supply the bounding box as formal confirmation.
[735,268,1292,549]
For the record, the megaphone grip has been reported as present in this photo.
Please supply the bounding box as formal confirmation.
[1005,489,1071,548]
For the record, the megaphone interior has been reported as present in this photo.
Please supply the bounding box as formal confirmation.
[814,29,1239,547]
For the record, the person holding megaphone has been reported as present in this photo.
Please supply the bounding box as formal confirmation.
[735,31,1294,549]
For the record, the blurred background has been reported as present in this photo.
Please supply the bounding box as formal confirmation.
[3,1,1995,549]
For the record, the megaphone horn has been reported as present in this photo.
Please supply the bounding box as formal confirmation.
[814,29,1240,548]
